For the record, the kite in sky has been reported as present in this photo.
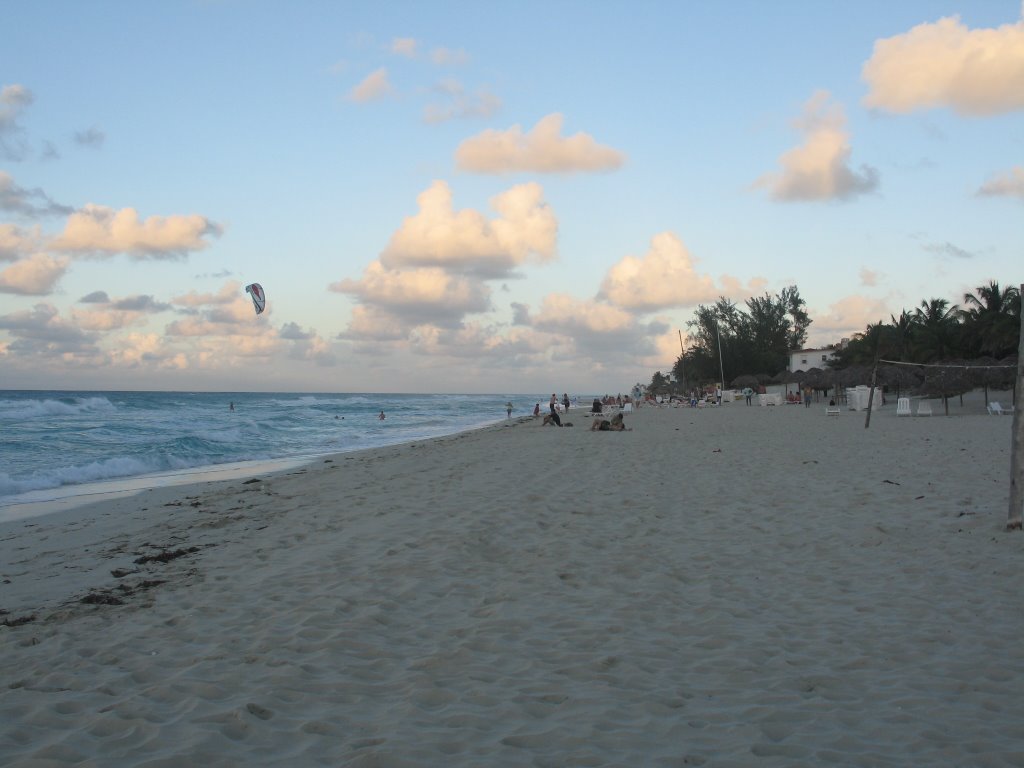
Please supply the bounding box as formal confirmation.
[245,283,266,315]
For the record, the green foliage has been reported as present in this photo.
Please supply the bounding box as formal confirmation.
[672,285,811,386]
[663,280,1019,390]
[831,280,1020,369]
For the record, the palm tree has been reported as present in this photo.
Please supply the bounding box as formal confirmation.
[961,281,1021,358]
[888,310,914,361]
[912,298,960,362]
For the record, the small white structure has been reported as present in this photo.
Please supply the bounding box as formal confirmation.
[845,385,883,411]
[789,347,837,372]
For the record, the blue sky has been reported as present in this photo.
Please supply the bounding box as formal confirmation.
[1,0,1021,393]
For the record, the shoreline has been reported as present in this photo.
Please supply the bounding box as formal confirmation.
[0,412,517,524]
[2,395,1022,766]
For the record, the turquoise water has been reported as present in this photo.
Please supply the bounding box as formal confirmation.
[0,391,534,506]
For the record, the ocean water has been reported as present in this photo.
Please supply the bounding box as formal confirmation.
[0,391,531,512]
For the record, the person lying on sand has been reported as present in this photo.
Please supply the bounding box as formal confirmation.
[590,412,631,431]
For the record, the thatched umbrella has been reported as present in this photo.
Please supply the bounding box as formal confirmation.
[838,365,870,388]
[876,363,922,401]
[969,357,998,406]
[803,367,828,400]
[774,369,804,395]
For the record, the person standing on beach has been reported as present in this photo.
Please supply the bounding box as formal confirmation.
[379,410,386,420]
[550,394,558,415]
[562,393,570,412]
[715,386,722,406]
[506,401,513,418]
[533,403,540,417]
[804,387,812,408]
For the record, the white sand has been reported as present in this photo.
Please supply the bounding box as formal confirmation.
[2,393,1023,767]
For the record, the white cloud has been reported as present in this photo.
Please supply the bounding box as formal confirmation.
[859,267,882,287]
[977,166,1024,200]
[332,261,491,327]
[532,293,661,359]
[172,281,243,308]
[0,253,70,295]
[0,223,43,261]
[380,180,557,277]
[51,204,222,258]
[391,38,418,58]
[0,84,34,160]
[600,232,720,311]
[755,91,879,202]
[862,13,1024,116]
[455,113,626,174]
[349,68,394,103]
[431,47,469,66]
[809,294,895,343]
[424,79,501,123]
[0,171,73,218]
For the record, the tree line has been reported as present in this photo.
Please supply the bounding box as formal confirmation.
[646,280,1020,396]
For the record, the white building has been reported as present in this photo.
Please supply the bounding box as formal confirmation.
[789,347,837,372]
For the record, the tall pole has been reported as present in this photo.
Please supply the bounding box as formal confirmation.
[1007,283,1024,531]
[677,330,686,392]
[715,318,726,392]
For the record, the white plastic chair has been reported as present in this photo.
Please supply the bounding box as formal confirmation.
[917,401,932,417]
[896,398,911,417]
[987,402,1003,415]
[825,405,841,416]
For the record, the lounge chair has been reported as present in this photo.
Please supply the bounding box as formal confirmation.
[825,405,841,416]
[896,398,911,417]
[988,402,1003,415]
[917,401,932,417]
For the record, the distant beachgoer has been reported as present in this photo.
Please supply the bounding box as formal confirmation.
[533,403,540,417]
[804,387,812,408]
[591,398,603,414]
[506,401,513,418]
[549,394,558,414]
[379,410,386,420]
[562,393,570,412]
[742,387,754,406]
[715,386,722,406]
[542,412,562,427]
[229,401,234,412]
[591,412,630,431]
[828,398,836,407]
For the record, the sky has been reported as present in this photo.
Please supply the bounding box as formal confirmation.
[1,1,1022,394]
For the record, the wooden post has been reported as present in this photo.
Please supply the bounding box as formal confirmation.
[864,359,878,429]
[1007,284,1024,531]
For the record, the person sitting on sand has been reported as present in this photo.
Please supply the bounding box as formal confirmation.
[542,412,563,427]
[591,398,603,414]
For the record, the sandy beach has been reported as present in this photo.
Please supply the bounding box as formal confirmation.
[2,393,1022,767]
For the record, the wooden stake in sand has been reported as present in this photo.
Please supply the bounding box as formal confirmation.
[1008,285,1024,531]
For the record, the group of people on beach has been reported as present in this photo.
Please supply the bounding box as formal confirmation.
[524,391,630,431]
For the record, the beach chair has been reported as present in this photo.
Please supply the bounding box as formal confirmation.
[917,401,932,417]
[825,405,841,416]
[896,398,911,417]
